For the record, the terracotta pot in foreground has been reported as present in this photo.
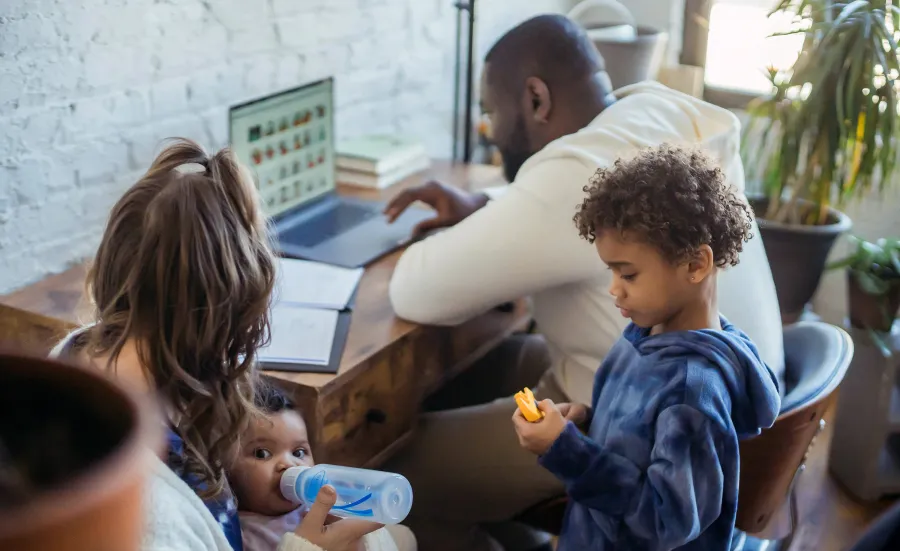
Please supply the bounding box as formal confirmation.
[0,350,161,551]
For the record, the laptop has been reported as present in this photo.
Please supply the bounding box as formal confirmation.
[228,78,431,268]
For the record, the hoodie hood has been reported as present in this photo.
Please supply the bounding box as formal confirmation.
[622,317,780,437]
[530,80,746,193]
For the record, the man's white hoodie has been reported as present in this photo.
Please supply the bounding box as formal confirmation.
[389,81,784,404]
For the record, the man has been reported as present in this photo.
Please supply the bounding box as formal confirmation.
[382,14,784,551]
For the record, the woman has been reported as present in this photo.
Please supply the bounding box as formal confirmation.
[52,139,382,551]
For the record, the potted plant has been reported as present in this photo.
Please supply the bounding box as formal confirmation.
[828,236,900,332]
[0,350,161,551]
[741,0,900,322]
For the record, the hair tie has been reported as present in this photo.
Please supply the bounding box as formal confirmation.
[174,161,207,175]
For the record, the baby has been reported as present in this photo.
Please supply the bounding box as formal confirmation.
[229,384,416,551]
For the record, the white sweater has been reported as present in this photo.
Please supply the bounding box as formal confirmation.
[143,451,324,551]
[389,82,785,405]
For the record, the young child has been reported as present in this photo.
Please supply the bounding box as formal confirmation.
[229,384,417,551]
[512,144,781,550]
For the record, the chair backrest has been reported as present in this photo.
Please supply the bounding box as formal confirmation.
[736,322,853,533]
[0,303,76,355]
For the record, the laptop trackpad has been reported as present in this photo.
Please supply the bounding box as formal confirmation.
[310,207,432,267]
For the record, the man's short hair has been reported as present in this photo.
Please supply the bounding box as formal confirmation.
[485,14,605,96]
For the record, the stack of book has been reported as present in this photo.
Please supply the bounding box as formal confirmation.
[336,135,430,189]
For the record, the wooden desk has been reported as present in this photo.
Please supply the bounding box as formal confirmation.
[0,161,530,467]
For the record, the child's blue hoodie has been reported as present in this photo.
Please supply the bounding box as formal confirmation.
[539,317,780,551]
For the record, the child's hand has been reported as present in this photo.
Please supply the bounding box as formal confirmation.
[512,399,567,456]
[557,402,591,429]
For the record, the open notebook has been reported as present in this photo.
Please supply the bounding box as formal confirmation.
[257,258,363,373]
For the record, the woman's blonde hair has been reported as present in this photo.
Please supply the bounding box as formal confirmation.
[83,138,276,499]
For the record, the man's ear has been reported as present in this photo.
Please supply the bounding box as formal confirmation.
[687,245,716,283]
[524,76,551,123]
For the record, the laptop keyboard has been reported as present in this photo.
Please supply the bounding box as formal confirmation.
[281,203,379,248]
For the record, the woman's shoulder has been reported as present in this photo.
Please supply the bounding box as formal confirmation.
[145,454,326,551]
[48,325,93,360]
[142,452,234,551]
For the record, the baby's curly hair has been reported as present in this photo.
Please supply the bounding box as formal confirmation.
[574,144,753,268]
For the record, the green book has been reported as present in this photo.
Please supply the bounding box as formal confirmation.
[336,135,427,175]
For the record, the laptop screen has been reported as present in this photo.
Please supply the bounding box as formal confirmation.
[229,78,336,218]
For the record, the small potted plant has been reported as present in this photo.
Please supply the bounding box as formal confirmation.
[742,1,900,322]
[828,236,900,332]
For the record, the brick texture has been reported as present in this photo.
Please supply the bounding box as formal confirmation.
[0,0,573,293]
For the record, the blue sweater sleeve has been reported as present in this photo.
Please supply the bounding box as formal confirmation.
[539,405,725,550]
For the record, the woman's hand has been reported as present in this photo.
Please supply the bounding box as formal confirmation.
[294,485,383,551]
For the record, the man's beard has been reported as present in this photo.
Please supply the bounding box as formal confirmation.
[501,148,531,182]
[500,115,532,182]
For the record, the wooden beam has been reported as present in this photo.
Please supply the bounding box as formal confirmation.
[681,0,712,67]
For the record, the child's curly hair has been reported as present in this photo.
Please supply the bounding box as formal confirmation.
[573,144,754,268]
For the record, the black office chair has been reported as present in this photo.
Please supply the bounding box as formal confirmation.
[846,500,900,551]
[516,321,854,551]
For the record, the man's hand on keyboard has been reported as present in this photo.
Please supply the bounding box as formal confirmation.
[383,180,489,237]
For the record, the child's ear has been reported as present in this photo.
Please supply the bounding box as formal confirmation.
[687,245,715,283]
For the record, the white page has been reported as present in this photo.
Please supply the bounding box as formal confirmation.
[276,258,363,310]
[258,303,339,365]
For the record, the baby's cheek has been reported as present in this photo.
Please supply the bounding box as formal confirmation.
[231,462,265,494]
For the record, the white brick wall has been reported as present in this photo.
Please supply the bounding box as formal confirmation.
[0,0,573,294]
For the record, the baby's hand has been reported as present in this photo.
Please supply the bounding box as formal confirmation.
[295,486,383,551]
[512,399,567,456]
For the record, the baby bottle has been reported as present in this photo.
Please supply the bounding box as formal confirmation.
[280,464,413,524]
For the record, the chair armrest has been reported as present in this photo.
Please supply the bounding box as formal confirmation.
[781,322,853,413]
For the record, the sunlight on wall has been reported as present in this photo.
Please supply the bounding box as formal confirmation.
[704,2,804,94]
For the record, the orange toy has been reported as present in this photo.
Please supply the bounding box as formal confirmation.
[515,387,544,422]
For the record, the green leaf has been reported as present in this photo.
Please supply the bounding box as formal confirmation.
[859,32,880,174]
[836,53,849,129]
[854,270,891,294]
[860,238,884,257]
[891,250,900,274]
[771,0,808,18]
[872,16,900,194]
[869,328,892,354]
[833,1,870,27]
[890,4,900,23]
[827,256,859,270]
[875,11,900,52]
[845,37,866,132]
